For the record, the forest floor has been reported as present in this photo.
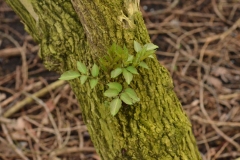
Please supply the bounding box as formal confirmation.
[0,0,240,160]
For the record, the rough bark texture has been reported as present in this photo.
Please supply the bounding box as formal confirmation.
[5,0,201,159]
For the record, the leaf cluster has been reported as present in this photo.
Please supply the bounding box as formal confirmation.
[104,82,140,116]
[59,41,158,116]
[101,41,158,85]
[99,41,158,72]
[59,61,99,89]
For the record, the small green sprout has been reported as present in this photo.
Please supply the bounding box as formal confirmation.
[59,40,158,116]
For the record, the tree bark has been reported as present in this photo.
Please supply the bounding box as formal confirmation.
[5,0,201,159]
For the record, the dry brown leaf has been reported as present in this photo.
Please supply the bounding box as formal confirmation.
[11,131,28,140]
[46,99,56,112]
[191,99,200,107]
[0,93,6,101]
[42,116,49,125]
[7,117,26,130]
[205,75,223,90]
[16,117,25,130]
[211,67,231,82]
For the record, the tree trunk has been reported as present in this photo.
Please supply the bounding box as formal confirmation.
[5,0,201,159]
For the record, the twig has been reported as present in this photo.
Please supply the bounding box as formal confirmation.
[1,124,29,160]
[192,115,240,127]
[0,47,27,57]
[204,18,240,43]
[50,147,96,157]
[0,31,28,88]
[3,80,65,118]
[1,81,42,108]
[22,91,63,148]
[147,0,179,16]
[213,133,240,160]
[211,0,232,25]
[199,81,240,151]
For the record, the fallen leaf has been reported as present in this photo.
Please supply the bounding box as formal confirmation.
[46,99,56,112]
[0,93,6,101]
[205,75,222,90]
[211,67,230,82]
[16,117,26,130]
[11,131,28,140]
[191,99,199,107]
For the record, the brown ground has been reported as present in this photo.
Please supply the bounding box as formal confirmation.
[0,0,240,160]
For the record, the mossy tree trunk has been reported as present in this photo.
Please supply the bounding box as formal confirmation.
[5,0,201,159]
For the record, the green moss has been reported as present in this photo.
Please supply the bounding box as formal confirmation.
[5,0,201,159]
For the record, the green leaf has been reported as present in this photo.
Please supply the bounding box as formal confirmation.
[107,82,122,92]
[123,68,133,84]
[110,98,122,116]
[124,55,134,66]
[120,92,133,105]
[133,47,147,66]
[91,64,99,77]
[59,70,80,80]
[108,43,116,56]
[115,44,122,54]
[124,88,140,102]
[99,57,108,71]
[123,45,129,58]
[139,62,149,69]
[80,75,88,84]
[90,79,98,89]
[104,89,120,98]
[113,56,122,64]
[111,68,122,78]
[144,43,158,51]
[134,41,142,52]
[77,61,88,74]
[139,50,156,61]
[148,55,155,59]
[127,55,134,62]
[104,101,110,107]
[126,66,138,74]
